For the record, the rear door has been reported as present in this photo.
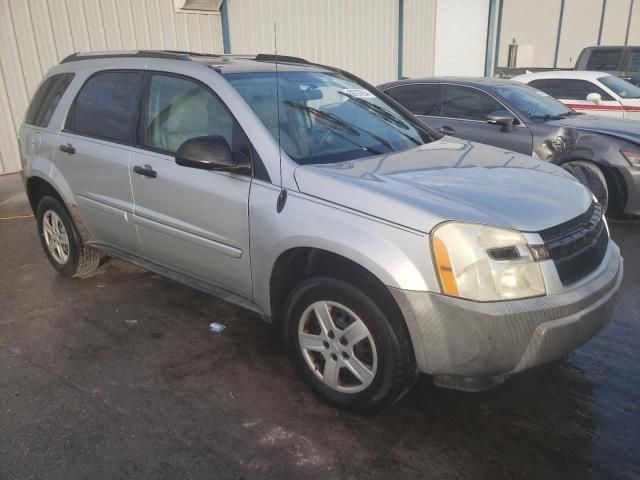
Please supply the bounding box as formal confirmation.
[382,83,442,128]
[129,72,253,298]
[54,70,143,253]
[430,84,533,154]
[528,78,622,118]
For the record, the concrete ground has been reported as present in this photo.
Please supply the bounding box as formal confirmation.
[1,172,639,480]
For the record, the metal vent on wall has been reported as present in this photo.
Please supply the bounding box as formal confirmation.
[174,0,222,13]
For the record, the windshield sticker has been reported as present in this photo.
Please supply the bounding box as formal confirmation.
[340,88,375,98]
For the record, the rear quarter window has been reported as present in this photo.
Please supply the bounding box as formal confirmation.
[24,73,74,128]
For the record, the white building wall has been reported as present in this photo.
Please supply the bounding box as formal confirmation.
[402,0,437,78]
[600,0,632,44]
[556,0,603,68]
[498,0,562,68]
[627,0,640,44]
[226,0,400,86]
[434,0,490,76]
[0,0,223,174]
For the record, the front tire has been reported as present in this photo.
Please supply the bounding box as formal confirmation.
[562,161,609,213]
[284,277,417,413]
[36,196,101,277]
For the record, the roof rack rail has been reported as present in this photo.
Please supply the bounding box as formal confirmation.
[254,54,312,65]
[60,50,218,64]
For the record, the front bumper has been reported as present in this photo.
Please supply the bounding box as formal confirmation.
[390,241,623,387]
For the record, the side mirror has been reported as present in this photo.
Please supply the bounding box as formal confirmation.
[175,135,249,173]
[486,111,515,132]
[586,92,602,104]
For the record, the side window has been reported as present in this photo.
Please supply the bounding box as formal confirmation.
[441,85,504,121]
[586,50,622,70]
[528,79,547,91]
[67,71,142,143]
[25,73,74,128]
[384,84,441,116]
[539,79,613,101]
[144,74,240,155]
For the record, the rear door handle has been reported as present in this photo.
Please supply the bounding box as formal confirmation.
[133,165,157,178]
[437,126,456,135]
[59,143,75,154]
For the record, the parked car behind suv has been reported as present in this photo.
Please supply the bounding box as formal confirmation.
[512,71,640,119]
[575,46,640,86]
[20,51,623,412]
[379,78,640,217]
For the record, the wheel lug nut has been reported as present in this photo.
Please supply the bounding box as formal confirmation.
[328,330,335,339]
[341,351,349,359]
[330,353,338,361]
[339,337,347,346]
[323,341,329,349]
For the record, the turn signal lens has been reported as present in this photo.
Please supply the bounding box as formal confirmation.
[433,237,460,296]
[620,149,640,167]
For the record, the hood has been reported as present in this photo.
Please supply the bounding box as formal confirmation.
[548,114,640,144]
[294,138,593,233]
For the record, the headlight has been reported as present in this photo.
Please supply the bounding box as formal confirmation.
[620,149,640,167]
[431,222,546,301]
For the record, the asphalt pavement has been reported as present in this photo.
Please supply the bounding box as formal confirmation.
[1,173,638,479]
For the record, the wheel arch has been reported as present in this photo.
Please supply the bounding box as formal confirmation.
[25,173,91,242]
[268,247,416,354]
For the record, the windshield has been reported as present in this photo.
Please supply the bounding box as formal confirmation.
[224,70,434,165]
[492,83,574,120]
[599,75,640,99]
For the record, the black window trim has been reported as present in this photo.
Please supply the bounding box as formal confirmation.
[63,68,145,147]
[387,82,526,127]
[135,70,269,182]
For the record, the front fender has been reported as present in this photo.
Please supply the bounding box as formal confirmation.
[249,183,439,316]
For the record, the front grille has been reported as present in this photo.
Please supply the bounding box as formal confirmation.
[541,202,609,286]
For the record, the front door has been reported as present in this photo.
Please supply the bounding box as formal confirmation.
[130,73,253,298]
[429,84,533,155]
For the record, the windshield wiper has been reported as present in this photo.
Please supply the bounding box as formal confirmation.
[338,92,422,146]
[338,91,410,129]
[284,100,395,153]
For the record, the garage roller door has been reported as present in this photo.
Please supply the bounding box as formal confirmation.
[434,0,490,76]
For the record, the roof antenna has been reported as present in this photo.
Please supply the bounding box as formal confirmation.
[274,22,287,213]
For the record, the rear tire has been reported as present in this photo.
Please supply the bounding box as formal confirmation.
[562,161,608,213]
[283,277,417,413]
[36,196,101,278]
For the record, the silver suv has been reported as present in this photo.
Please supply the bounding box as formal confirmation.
[20,51,623,412]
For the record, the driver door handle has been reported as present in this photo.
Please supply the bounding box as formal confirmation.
[59,143,76,154]
[133,165,157,178]
[437,126,456,136]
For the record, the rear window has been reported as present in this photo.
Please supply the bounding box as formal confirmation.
[384,84,442,116]
[629,51,640,72]
[24,73,74,128]
[586,50,623,70]
[66,71,142,143]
